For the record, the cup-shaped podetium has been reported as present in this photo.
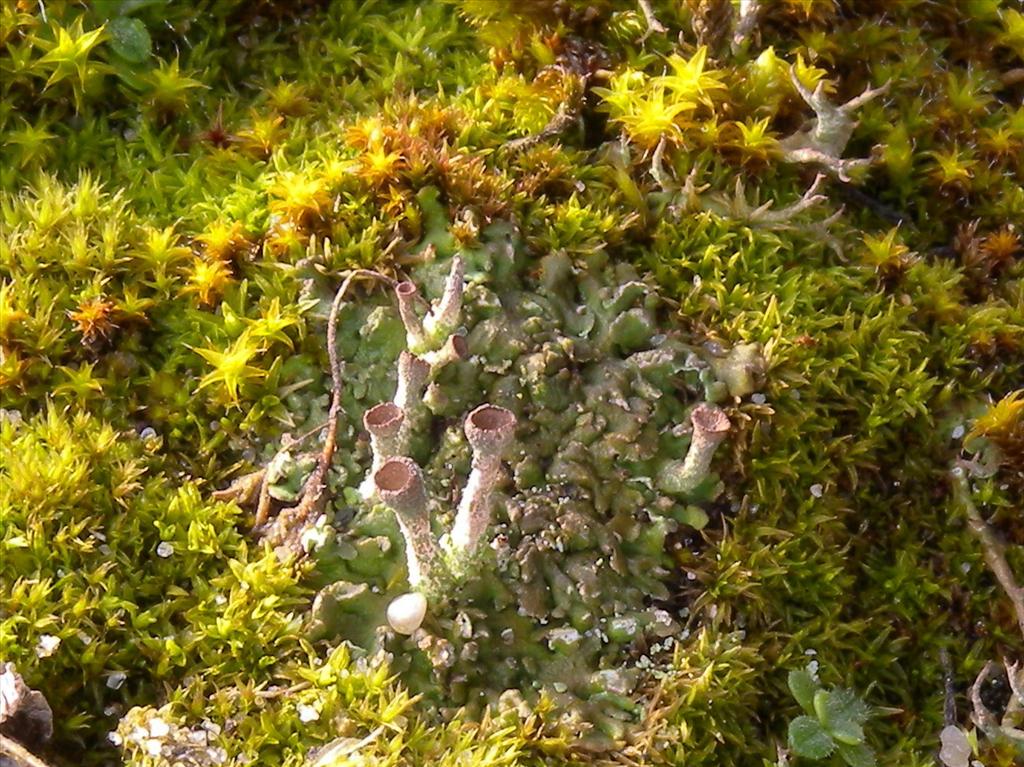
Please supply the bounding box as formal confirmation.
[422,331,467,374]
[374,457,444,591]
[657,403,731,496]
[360,402,405,499]
[395,280,428,354]
[448,405,517,563]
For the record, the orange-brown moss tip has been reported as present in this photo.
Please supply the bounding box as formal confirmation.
[194,220,249,262]
[183,256,234,307]
[68,296,117,347]
[967,390,1024,471]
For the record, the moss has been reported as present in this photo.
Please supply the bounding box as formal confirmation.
[1,0,1023,765]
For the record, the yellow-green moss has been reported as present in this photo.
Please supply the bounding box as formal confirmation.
[1,1,1023,766]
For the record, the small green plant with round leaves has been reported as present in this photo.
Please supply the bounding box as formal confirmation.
[787,666,875,767]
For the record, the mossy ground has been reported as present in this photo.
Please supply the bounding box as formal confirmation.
[1,1,1022,765]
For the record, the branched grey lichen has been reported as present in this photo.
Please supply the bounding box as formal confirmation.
[780,70,890,181]
[396,256,465,355]
[711,174,832,227]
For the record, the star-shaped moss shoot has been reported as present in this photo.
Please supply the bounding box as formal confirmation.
[192,335,266,406]
[34,17,109,112]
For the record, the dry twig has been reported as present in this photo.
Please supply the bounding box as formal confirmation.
[264,269,395,554]
[952,463,1024,638]
[637,0,666,39]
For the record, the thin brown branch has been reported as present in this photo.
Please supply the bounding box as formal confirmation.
[1001,68,1024,87]
[638,0,666,38]
[939,648,956,727]
[503,77,585,154]
[953,463,1024,639]
[265,269,395,553]
[970,661,1002,732]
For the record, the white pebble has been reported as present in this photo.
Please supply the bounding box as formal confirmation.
[297,704,320,723]
[951,424,965,440]
[751,393,767,404]
[201,720,221,735]
[386,592,427,635]
[106,671,127,690]
[156,541,174,558]
[810,484,824,498]
[35,634,60,658]
[939,726,971,767]
[148,718,170,738]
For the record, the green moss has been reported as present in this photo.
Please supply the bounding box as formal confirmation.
[1,0,1022,765]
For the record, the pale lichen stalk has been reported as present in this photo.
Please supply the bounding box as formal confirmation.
[393,351,431,413]
[731,0,761,53]
[421,332,467,374]
[374,457,446,591]
[395,280,428,354]
[423,255,464,345]
[658,404,731,495]
[448,405,517,566]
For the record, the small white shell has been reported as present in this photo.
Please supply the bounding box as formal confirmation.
[386,592,427,635]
